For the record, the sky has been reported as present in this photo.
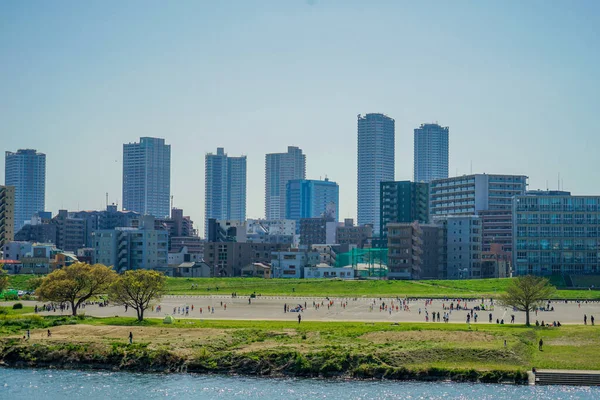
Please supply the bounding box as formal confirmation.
[1,0,599,235]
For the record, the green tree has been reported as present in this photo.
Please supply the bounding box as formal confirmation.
[498,275,556,326]
[37,263,117,316]
[0,268,8,293]
[26,276,44,292]
[109,269,166,321]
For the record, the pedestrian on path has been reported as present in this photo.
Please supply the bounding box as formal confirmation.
[539,338,543,351]
[129,331,133,344]
[298,314,302,324]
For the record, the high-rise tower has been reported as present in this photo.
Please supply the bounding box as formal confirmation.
[265,146,306,220]
[205,147,247,236]
[414,123,449,183]
[122,137,171,218]
[357,113,395,235]
[4,149,46,232]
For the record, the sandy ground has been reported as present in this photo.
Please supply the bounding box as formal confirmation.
[5,295,600,325]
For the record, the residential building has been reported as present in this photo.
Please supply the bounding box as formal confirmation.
[430,174,528,252]
[387,222,443,280]
[14,213,57,245]
[156,208,196,251]
[204,148,247,236]
[304,264,355,279]
[93,215,168,272]
[271,249,320,278]
[168,246,202,266]
[0,186,15,248]
[435,215,482,279]
[380,181,429,238]
[4,149,46,231]
[170,236,204,255]
[71,204,140,248]
[203,242,289,277]
[122,137,171,218]
[481,243,511,278]
[336,219,372,248]
[265,146,306,220]
[357,113,395,235]
[286,178,339,225]
[512,191,600,276]
[299,217,337,246]
[2,241,33,261]
[413,123,449,183]
[52,210,86,252]
[207,219,247,242]
[246,219,297,245]
[241,263,272,278]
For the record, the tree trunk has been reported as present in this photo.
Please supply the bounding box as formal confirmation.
[71,300,77,316]
[137,307,144,321]
[525,307,530,326]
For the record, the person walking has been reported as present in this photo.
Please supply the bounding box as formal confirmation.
[592,315,595,326]
[584,314,588,325]
[539,338,543,351]
[129,331,133,344]
[298,314,302,324]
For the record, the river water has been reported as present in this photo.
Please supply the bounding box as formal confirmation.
[1,369,599,399]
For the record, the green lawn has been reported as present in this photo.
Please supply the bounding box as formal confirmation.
[7,274,600,300]
[165,277,600,299]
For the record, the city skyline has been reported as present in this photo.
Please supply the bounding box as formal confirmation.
[1,1,599,231]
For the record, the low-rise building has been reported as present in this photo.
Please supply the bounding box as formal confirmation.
[203,242,288,277]
[304,264,354,279]
[241,262,272,278]
[271,249,320,278]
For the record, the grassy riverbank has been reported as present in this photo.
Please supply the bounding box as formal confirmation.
[1,315,599,382]
[164,277,600,300]
[7,275,600,300]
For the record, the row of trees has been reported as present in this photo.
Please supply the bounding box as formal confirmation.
[35,263,165,321]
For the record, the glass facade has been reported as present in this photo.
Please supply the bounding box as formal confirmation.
[413,123,449,183]
[512,193,600,276]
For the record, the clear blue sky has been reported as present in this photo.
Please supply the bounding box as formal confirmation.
[1,0,599,233]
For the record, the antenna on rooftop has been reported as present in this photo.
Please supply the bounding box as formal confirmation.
[171,195,174,210]
[470,160,473,175]
[106,192,109,208]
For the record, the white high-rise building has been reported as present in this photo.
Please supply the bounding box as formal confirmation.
[205,148,247,236]
[357,113,395,235]
[122,137,171,218]
[414,123,449,183]
[4,149,46,232]
[265,146,306,220]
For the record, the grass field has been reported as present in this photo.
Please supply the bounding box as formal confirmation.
[1,315,598,379]
[6,274,600,300]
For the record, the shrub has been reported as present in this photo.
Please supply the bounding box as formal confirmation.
[12,303,23,310]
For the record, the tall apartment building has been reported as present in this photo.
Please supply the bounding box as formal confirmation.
[434,215,482,279]
[430,174,527,252]
[71,204,140,248]
[380,181,429,238]
[4,149,46,231]
[123,137,171,218]
[93,215,168,272]
[413,123,449,183]
[357,113,395,235]
[386,222,443,280]
[53,210,86,252]
[512,191,600,276]
[286,178,339,225]
[265,146,306,220]
[0,186,15,248]
[205,148,247,236]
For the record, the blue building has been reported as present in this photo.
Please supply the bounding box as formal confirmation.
[414,123,449,183]
[286,179,339,225]
[4,149,46,232]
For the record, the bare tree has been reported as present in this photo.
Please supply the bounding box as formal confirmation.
[498,275,556,326]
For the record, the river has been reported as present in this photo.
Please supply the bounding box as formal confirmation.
[1,369,599,399]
